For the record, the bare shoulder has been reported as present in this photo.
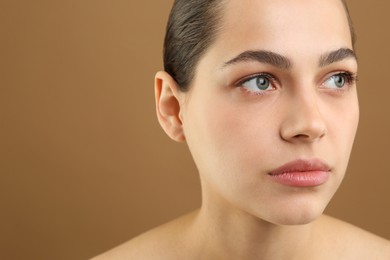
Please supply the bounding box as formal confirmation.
[90,211,197,260]
[318,215,390,259]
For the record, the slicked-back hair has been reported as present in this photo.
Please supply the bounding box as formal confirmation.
[163,0,225,91]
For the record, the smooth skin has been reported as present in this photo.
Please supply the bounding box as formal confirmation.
[93,0,390,259]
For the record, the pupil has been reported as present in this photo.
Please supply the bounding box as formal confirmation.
[335,75,345,88]
[256,77,270,90]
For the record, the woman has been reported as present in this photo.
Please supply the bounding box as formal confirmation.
[94,0,390,258]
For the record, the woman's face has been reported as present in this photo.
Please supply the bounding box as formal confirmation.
[180,0,359,225]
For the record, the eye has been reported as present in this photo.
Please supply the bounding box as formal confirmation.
[323,72,357,89]
[240,74,276,95]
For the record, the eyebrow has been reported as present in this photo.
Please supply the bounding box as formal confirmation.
[222,48,357,70]
[223,50,292,70]
[319,48,357,67]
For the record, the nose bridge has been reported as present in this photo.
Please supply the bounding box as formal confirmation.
[280,87,326,142]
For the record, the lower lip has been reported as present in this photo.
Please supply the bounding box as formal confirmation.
[269,171,330,187]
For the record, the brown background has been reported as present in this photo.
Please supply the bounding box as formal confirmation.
[1,0,389,259]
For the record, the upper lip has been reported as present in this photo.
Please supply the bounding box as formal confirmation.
[269,159,331,176]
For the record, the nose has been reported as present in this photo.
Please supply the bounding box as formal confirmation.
[280,92,327,143]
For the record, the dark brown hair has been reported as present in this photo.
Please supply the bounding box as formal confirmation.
[163,0,225,91]
[163,0,355,91]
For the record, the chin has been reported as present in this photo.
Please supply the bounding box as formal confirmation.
[272,212,323,226]
[256,196,330,226]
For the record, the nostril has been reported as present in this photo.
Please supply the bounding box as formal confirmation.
[294,132,324,140]
[294,134,309,139]
[291,125,326,141]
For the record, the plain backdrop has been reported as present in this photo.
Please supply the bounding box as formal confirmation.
[1,0,389,259]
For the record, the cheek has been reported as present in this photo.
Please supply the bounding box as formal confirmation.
[325,94,359,173]
[184,91,278,181]
[330,95,359,145]
[184,99,277,211]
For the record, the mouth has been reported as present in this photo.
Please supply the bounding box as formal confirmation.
[268,159,331,187]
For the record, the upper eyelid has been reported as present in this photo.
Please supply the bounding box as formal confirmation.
[323,72,358,87]
[323,71,358,83]
[236,73,277,86]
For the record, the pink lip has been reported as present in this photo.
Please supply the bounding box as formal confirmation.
[268,159,331,187]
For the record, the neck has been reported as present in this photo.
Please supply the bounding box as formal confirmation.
[188,191,318,259]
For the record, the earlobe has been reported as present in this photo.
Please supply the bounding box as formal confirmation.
[155,71,186,142]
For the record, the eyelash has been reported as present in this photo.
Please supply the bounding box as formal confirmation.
[237,73,276,85]
[327,71,358,86]
[338,72,358,83]
[235,71,358,95]
[236,73,278,94]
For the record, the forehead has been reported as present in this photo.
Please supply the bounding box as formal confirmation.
[206,0,352,64]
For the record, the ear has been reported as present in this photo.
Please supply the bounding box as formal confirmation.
[155,71,186,142]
